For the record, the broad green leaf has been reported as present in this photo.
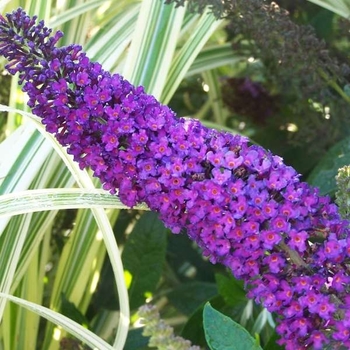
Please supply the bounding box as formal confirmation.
[203,303,263,350]
[307,0,350,18]
[124,328,149,350]
[307,135,350,195]
[181,302,207,347]
[264,332,284,350]
[181,296,233,348]
[309,8,334,41]
[166,233,215,282]
[122,212,167,310]
[215,274,247,307]
[167,282,218,315]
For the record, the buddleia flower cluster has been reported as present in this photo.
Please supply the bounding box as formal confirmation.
[2,8,350,349]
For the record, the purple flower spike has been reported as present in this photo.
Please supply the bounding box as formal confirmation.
[2,8,350,349]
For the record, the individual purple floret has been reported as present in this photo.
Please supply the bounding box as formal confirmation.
[2,8,350,349]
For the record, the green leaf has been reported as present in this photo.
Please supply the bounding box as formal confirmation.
[122,212,167,310]
[0,105,130,348]
[344,84,350,97]
[263,332,284,350]
[202,69,227,125]
[167,282,218,315]
[124,328,149,350]
[203,303,263,350]
[0,292,114,350]
[307,135,350,196]
[60,293,89,327]
[123,0,186,98]
[0,188,148,218]
[215,274,247,307]
[181,302,207,347]
[161,12,223,104]
[48,0,107,28]
[85,3,140,70]
[187,44,242,78]
[307,0,350,18]
[309,9,334,41]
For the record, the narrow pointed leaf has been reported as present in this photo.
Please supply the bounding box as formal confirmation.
[161,12,223,104]
[307,0,350,18]
[0,188,148,218]
[0,293,114,350]
[123,0,186,98]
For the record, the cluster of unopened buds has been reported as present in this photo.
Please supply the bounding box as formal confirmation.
[138,304,200,349]
[1,8,350,349]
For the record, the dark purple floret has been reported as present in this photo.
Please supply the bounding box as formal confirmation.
[2,8,350,349]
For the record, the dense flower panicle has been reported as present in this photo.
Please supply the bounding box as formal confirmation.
[2,8,350,349]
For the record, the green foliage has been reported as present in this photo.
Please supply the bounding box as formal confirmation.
[263,333,284,350]
[167,281,218,315]
[122,212,167,310]
[215,273,247,306]
[307,135,350,195]
[124,328,149,350]
[60,293,90,328]
[307,0,350,18]
[203,303,263,350]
